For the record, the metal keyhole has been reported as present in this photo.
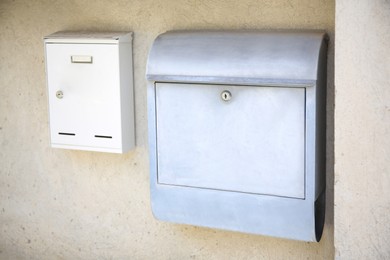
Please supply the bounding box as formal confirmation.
[221,90,232,101]
[56,90,63,99]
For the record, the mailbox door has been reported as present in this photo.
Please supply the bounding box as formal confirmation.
[46,43,122,149]
[155,83,305,199]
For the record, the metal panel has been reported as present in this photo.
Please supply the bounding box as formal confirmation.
[156,83,305,199]
[46,43,122,149]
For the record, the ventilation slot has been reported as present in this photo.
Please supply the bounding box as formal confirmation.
[58,132,75,136]
[95,135,112,139]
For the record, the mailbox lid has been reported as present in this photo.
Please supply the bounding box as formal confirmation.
[147,30,327,85]
[155,83,306,199]
[44,31,132,44]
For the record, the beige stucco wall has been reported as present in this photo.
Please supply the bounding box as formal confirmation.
[334,0,390,259]
[0,0,335,259]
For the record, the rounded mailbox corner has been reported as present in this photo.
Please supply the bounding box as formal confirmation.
[149,197,165,222]
[314,190,326,242]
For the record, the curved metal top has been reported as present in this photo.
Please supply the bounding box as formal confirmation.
[147,30,327,85]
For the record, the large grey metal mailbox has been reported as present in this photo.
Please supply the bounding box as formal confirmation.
[146,30,328,242]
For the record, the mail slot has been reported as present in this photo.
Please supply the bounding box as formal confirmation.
[146,30,328,241]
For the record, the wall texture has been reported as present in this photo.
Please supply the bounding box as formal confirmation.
[0,0,334,259]
[334,0,390,259]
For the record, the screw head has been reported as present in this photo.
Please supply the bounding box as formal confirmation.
[221,90,232,101]
[56,90,63,99]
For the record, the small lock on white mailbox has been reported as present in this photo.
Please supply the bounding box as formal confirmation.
[146,30,328,241]
[44,31,135,153]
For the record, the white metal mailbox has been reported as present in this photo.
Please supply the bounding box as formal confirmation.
[44,31,135,153]
[146,30,328,241]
